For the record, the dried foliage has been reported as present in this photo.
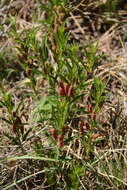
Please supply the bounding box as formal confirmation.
[0,0,127,189]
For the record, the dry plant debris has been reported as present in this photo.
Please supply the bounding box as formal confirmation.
[0,0,127,189]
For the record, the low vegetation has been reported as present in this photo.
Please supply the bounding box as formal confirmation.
[0,0,127,189]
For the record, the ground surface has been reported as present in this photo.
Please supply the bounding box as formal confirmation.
[0,0,127,189]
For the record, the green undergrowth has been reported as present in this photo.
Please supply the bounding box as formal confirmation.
[0,0,127,189]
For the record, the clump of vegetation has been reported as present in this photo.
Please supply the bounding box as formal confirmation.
[0,0,127,189]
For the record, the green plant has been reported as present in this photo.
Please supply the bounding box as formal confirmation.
[1,0,127,189]
[102,0,119,12]
[0,84,31,151]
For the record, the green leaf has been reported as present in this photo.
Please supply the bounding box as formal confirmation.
[0,100,6,107]
[7,155,59,162]
[22,128,32,141]
[0,117,12,124]
[32,95,57,121]
[92,77,105,106]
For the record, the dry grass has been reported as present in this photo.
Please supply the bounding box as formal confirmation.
[1,0,127,189]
